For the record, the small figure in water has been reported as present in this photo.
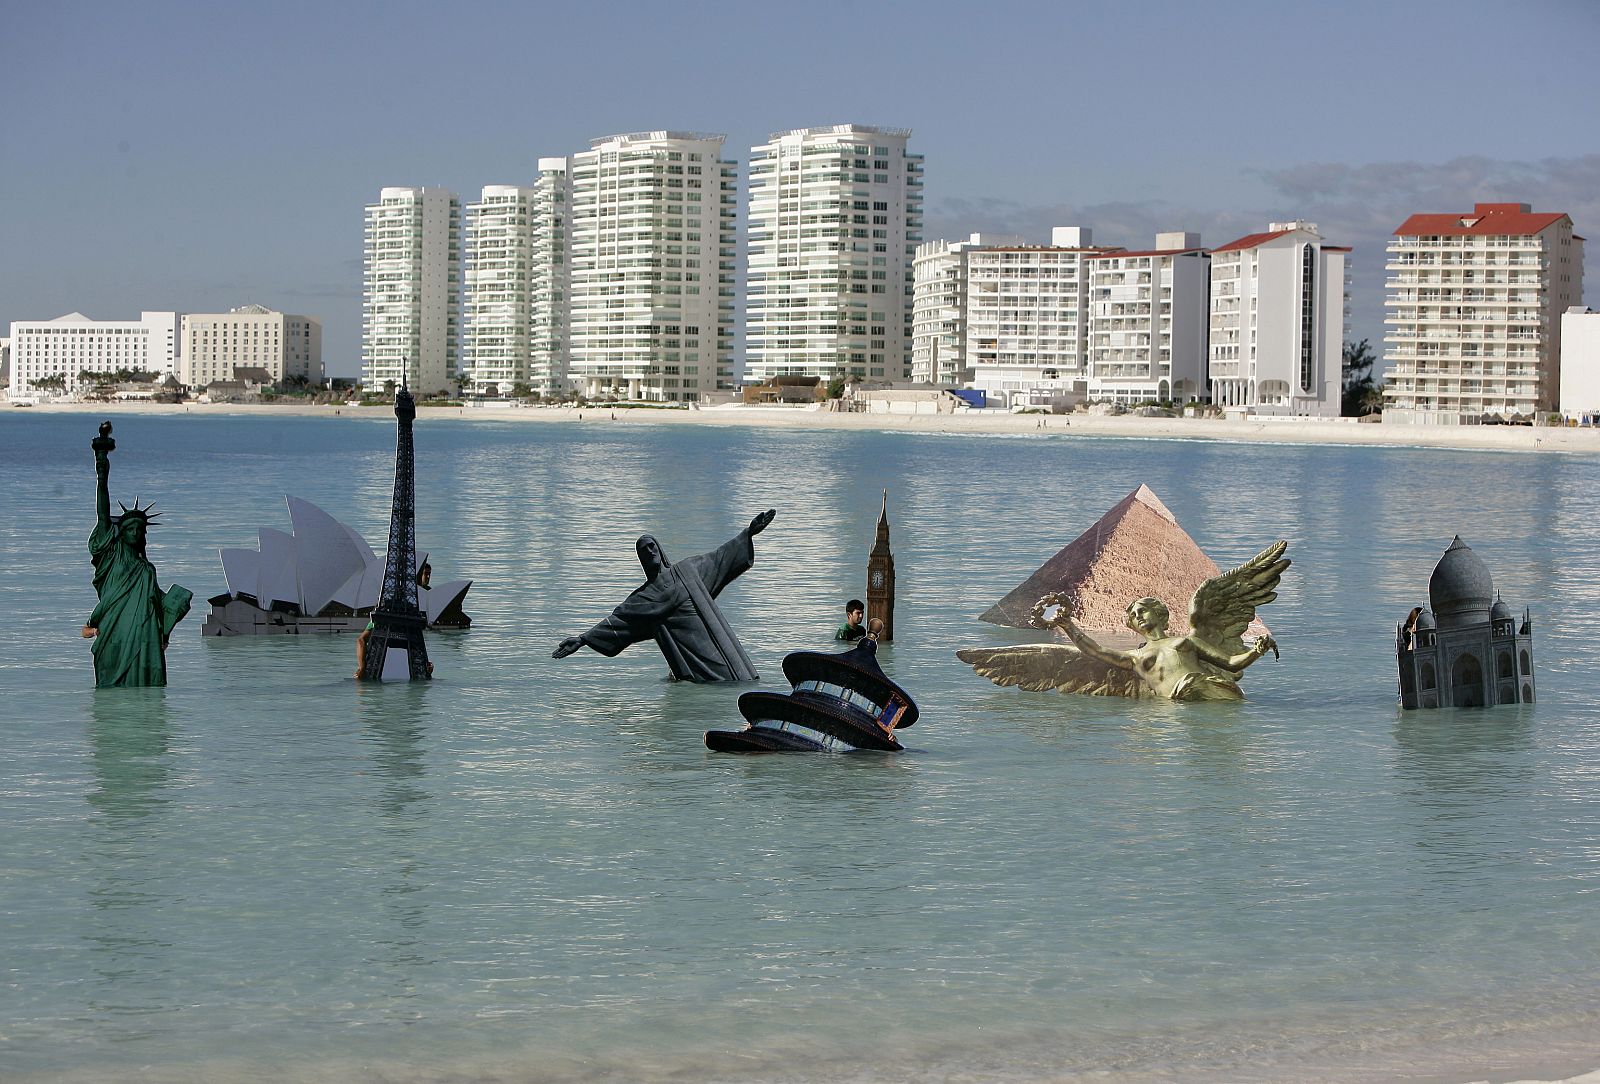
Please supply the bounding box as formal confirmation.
[82,422,192,687]
[836,599,866,641]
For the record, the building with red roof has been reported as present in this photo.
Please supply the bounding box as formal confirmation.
[1383,203,1584,423]
[1207,221,1350,417]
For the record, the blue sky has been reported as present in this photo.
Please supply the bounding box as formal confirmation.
[3,0,1597,377]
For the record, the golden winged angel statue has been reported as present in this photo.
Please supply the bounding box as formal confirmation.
[957,541,1290,702]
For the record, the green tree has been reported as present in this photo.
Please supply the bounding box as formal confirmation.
[1341,339,1380,416]
[826,374,846,399]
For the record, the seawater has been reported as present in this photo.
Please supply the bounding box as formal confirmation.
[2,412,1599,1084]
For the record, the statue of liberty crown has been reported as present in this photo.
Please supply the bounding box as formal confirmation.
[115,499,163,525]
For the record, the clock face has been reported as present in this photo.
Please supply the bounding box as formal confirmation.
[870,570,884,589]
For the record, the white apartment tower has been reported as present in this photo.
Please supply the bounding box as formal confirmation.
[746,124,924,384]
[1559,307,1600,420]
[363,186,461,395]
[1208,223,1350,416]
[911,238,973,385]
[181,305,323,387]
[8,311,178,398]
[1383,203,1584,423]
[529,158,570,395]
[463,185,536,393]
[566,132,737,401]
[1086,233,1211,404]
[916,227,1122,407]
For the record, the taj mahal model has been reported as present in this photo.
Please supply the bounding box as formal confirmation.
[1397,537,1534,710]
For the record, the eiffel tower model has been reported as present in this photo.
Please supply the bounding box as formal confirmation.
[361,384,431,681]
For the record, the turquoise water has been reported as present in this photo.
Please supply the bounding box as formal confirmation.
[2,412,1599,1083]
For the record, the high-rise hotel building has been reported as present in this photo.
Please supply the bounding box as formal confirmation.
[1383,203,1584,423]
[746,125,923,384]
[566,132,737,401]
[458,162,570,397]
[1086,234,1211,405]
[362,186,461,394]
[913,227,1119,406]
[462,185,537,393]
[528,158,570,396]
[1208,222,1349,416]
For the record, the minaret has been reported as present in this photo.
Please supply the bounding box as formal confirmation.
[866,490,896,642]
[361,385,431,681]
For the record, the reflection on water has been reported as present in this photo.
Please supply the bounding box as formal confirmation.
[84,688,180,1012]
[88,687,174,821]
[355,685,436,990]
[1393,706,1540,886]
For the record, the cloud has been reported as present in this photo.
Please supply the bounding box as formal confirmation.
[279,283,361,300]
[925,155,1598,367]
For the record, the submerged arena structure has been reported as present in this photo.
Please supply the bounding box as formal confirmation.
[201,496,470,636]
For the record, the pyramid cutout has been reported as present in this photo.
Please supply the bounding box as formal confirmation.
[980,484,1267,640]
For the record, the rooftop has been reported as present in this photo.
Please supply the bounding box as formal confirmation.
[1394,202,1569,238]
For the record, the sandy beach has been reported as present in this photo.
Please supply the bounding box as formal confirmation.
[11,398,1600,455]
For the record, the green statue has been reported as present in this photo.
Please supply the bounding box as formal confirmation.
[82,422,192,687]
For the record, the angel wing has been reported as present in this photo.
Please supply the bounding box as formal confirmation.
[1188,540,1290,655]
[956,644,1145,699]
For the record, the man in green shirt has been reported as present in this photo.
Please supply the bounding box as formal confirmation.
[835,599,866,641]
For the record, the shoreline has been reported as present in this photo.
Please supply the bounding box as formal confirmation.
[9,398,1600,454]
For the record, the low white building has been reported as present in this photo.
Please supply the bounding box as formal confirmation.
[1560,307,1600,421]
[1208,222,1349,417]
[181,305,323,388]
[1086,234,1209,405]
[8,311,179,398]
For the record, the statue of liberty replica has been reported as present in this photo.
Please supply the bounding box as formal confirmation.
[82,422,192,686]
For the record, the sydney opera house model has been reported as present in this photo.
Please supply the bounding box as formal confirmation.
[202,496,470,636]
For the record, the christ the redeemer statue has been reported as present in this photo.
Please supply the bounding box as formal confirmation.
[553,510,775,682]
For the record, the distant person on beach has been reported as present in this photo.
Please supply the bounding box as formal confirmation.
[836,599,866,641]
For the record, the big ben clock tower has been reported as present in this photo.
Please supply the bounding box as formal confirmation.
[867,490,896,641]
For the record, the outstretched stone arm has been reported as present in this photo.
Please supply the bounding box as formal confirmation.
[1194,635,1278,673]
[1031,594,1134,671]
